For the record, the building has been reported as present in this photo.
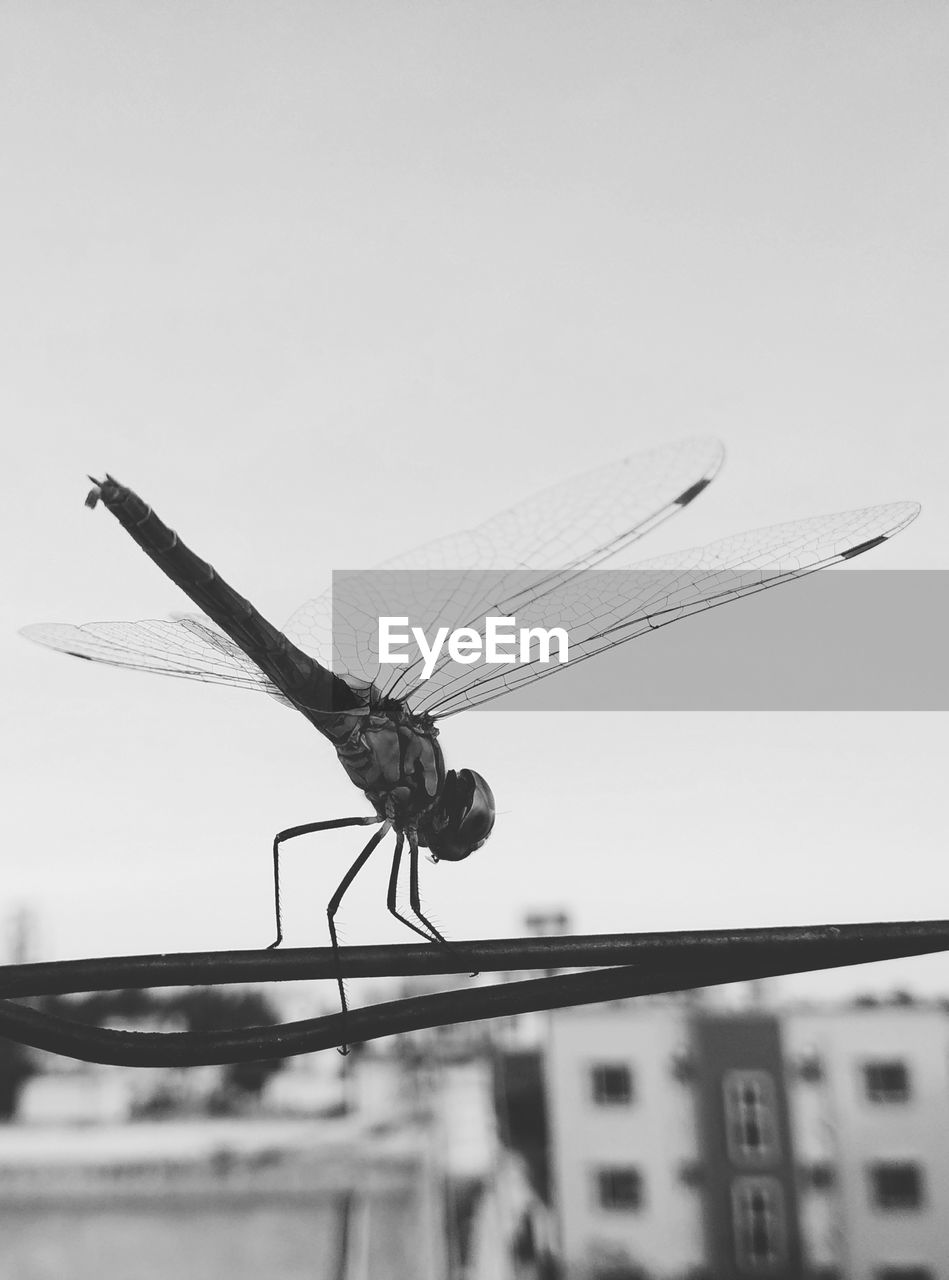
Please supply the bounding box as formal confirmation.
[546,998,706,1279]
[785,1002,949,1280]
[544,996,949,1280]
[0,1116,447,1280]
[5,1035,552,1280]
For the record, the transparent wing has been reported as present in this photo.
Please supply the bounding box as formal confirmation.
[405,501,921,718]
[284,436,725,682]
[20,616,295,707]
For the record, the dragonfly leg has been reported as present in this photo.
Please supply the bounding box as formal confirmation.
[267,815,382,950]
[407,829,476,974]
[327,821,392,1055]
[406,828,451,948]
[386,831,441,945]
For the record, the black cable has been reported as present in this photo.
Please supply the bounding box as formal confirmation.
[1,920,947,1066]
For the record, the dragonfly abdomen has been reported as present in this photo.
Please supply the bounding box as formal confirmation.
[86,476,360,716]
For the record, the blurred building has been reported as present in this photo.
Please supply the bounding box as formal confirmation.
[544,996,949,1280]
[0,1115,446,1280]
[3,1031,552,1280]
[8,925,949,1280]
[785,1002,949,1280]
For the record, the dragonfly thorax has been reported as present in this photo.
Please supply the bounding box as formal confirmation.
[319,697,494,857]
[322,701,444,825]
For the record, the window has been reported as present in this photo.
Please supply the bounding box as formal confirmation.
[869,1162,924,1210]
[864,1061,911,1102]
[731,1176,787,1271]
[596,1166,643,1211]
[671,1051,696,1083]
[800,1161,836,1191]
[591,1063,633,1106]
[587,1244,644,1280]
[723,1070,780,1164]
[795,1052,824,1083]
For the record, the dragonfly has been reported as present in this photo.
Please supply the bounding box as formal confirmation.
[22,440,919,1032]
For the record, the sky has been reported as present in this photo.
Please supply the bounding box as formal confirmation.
[2,1,948,1006]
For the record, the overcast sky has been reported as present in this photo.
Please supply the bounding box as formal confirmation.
[2,2,947,1005]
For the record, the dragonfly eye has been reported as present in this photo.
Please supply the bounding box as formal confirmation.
[423,768,495,863]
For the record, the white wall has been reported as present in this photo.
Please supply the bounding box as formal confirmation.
[786,1005,949,1280]
[546,1001,704,1278]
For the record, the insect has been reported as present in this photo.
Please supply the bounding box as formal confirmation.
[22,440,919,1029]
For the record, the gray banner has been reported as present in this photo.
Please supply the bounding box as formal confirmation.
[329,569,948,712]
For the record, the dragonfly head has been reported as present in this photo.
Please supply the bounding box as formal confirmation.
[421,769,495,863]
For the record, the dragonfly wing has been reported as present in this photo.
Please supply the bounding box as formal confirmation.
[408,501,920,717]
[283,437,725,691]
[20,618,294,706]
[382,436,724,573]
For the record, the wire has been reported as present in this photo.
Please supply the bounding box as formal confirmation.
[1,919,947,1067]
